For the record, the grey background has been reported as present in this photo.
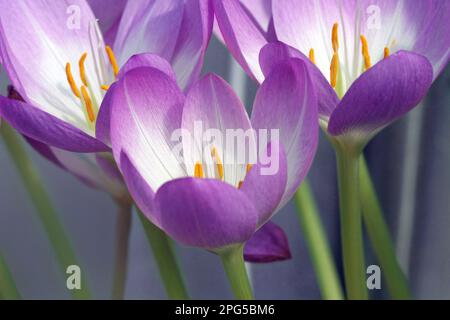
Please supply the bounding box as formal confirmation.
[0,37,449,299]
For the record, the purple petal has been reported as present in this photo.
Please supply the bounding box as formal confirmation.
[251,59,319,208]
[213,0,268,82]
[0,96,108,152]
[117,53,177,81]
[109,67,186,192]
[87,0,127,45]
[155,177,259,249]
[98,54,179,146]
[0,1,100,123]
[113,0,184,66]
[95,82,118,147]
[119,152,159,227]
[182,73,255,187]
[244,221,292,263]
[171,0,213,90]
[328,51,433,139]
[406,0,450,78]
[259,42,339,119]
[28,136,125,196]
[240,0,272,33]
[240,143,287,225]
[25,137,65,170]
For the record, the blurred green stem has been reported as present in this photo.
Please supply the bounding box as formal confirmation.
[219,245,254,300]
[335,145,368,299]
[294,181,344,300]
[111,198,132,300]
[359,156,411,299]
[138,210,189,299]
[1,122,90,299]
[0,254,21,299]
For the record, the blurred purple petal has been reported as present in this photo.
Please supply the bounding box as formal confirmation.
[87,0,127,45]
[113,0,184,66]
[244,221,292,263]
[213,0,268,82]
[171,0,213,90]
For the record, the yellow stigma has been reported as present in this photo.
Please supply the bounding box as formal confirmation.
[81,86,96,122]
[194,162,204,178]
[211,147,224,180]
[308,48,316,65]
[246,164,253,173]
[384,47,390,59]
[101,85,110,91]
[106,46,119,78]
[360,35,371,70]
[330,53,339,88]
[78,52,89,87]
[65,63,81,98]
[332,23,339,52]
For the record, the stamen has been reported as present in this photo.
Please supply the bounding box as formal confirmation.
[384,47,390,59]
[211,147,224,180]
[330,53,339,88]
[81,86,96,122]
[78,52,89,87]
[246,164,253,173]
[238,181,243,189]
[360,35,371,70]
[194,162,204,178]
[101,85,110,91]
[105,46,119,78]
[332,23,339,52]
[308,49,316,65]
[65,63,81,98]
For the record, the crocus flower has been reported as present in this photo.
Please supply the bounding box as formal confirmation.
[0,0,213,195]
[106,57,318,255]
[214,0,449,144]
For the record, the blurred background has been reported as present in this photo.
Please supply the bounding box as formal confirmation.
[0,36,449,300]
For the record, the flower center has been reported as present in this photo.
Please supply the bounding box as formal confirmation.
[193,146,252,189]
[64,21,119,132]
[309,22,391,97]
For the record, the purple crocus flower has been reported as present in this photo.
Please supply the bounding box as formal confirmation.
[105,58,318,256]
[214,0,449,144]
[0,0,213,196]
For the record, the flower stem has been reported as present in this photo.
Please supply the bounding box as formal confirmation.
[335,145,368,299]
[294,180,344,300]
[138,210,189,299]
[359,156,412,299]
[1,122,91,299]
[219,245,254,300]
[0,254,21,300]
[111,199,133,300]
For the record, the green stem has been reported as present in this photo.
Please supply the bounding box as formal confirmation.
[335,145,368,299]
[111,199,132,300]
[1,122,90,299]
[294,181,344,300]
[219,245,254,300]
[0,254,21,299]
[359,156,411,299]
[138,210,189,299]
